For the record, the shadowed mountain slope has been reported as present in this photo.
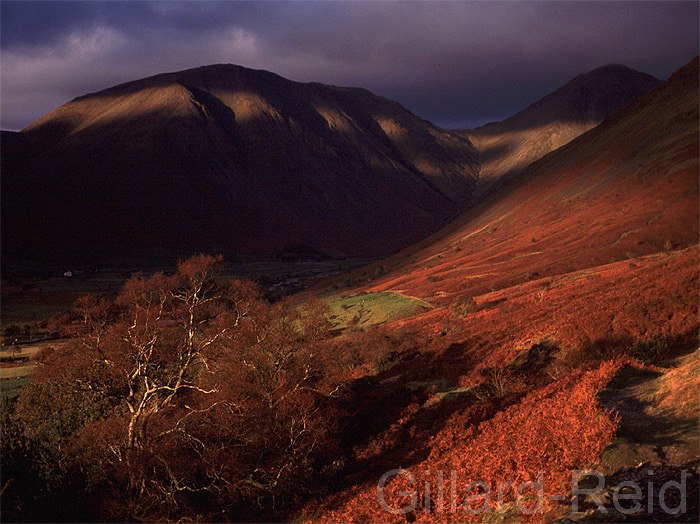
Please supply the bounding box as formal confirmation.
[465,64,661,188]
[2,64,478,270]
[336,57,697,304]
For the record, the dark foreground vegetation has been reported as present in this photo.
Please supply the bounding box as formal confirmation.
[1,255,350,522]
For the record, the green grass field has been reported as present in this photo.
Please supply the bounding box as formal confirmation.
[1,375,33,401]
[325,291,432,329]
[1,364,37,379]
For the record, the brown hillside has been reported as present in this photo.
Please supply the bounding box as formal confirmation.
[465,64,661,189]
[340,58,697,304]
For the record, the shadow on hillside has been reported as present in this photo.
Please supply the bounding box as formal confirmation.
[598,367,682,445]
[324,337,523,508]
[475,142,511,163]
[577,331,699,366]
[598,368,698,458]
[318,329,699,512]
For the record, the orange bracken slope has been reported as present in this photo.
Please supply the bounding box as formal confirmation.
[341,56,698,306]
[303,57,698,524]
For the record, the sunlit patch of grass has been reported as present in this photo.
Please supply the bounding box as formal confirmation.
[326,291,431,329]
[655,349,699,419]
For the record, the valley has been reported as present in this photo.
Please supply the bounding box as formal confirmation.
[1,52,697,524]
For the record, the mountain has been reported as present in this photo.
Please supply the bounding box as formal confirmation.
[464,64,662,189]
[333,57,698,305]
[299,58,698,524]
[1,64,478,270]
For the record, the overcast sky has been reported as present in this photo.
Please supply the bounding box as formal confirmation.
[1,1,698,131]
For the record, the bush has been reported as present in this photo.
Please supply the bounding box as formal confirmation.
[564,334,670,368]
[375,350,404,374]
[478,365,511,397]
[451,294,478,318]
[627,336,669,364]
[567,334,634,368]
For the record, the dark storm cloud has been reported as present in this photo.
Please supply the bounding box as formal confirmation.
[0,1,154,48]
[1,1,698,131]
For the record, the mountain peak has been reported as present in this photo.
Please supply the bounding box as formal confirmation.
[3,64,479,267]
[581,63,640,75]
[491,63,661,130]
[465,63,662,187]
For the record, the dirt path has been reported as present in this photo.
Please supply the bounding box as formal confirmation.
[597,364,699,471]
[550,352,699,523]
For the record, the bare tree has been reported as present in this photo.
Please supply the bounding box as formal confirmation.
[12,255,337,521]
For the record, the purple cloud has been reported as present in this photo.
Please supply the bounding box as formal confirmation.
[1,1,697,131]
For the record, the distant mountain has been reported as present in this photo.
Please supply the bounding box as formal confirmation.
[344,57,698,302]
[1,64,478,270]
[464,64,662,187]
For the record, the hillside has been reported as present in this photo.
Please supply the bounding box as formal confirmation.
[344,58,696,304]
[298,56,698,524]
[1,64,478,270]
[1,58,697,524]
[465,64,661,189]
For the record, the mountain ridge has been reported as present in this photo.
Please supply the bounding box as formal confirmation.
[473,63,661,132]
[2,63,479,269]
[464,63,662,188]
[331,56,698,303]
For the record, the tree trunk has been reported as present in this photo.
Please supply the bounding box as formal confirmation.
[126,411,150,495]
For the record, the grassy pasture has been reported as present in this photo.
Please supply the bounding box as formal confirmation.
[0,341,68,400]
[1,364,37,379]
[1,373,34,401]
[1,258,373,327]
[325,290,432,330]
[1,273,124,326]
